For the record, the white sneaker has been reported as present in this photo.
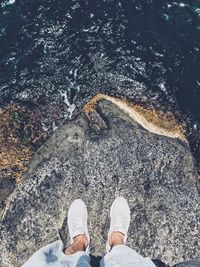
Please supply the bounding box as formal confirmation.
[67,199,90,253]
[106,197,131,252]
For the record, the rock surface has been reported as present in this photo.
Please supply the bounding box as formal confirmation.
[0,97,199,267]
[174,263,200,267]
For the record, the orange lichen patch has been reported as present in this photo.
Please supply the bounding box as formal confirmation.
[83,93,187,142]
[0,103,48,182]
[0,105,32,182]
[82,94,104,113]
[0,101,67,183]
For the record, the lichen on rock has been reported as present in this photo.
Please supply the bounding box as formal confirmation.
[0,105,32,182]
[83,94,186,141]
[0,104,47,211]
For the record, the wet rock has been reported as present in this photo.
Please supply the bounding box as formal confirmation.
[0,96,199,267]
[173,262,200,267]
[0,176,16,211]
[0,102,65,210]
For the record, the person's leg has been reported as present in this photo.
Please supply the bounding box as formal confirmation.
[22,239,90,267]
[62,232,90,267]
[101,242,156,267]
[100,197,156,267]
[61,199,91,267]
[22,199,91,267]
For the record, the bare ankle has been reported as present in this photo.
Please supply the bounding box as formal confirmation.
[109,231,124,248]
[64,234,88,255]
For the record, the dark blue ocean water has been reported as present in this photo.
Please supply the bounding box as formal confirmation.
[0,0,200,169]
